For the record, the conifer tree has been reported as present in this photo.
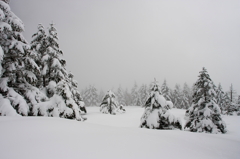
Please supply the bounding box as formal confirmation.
[237,96,240,115]
[180,83,191,109]
[100,90,125,115]
[221,92,231,114]
[237,96,240,105]
[223,92,239,116]
[140,79,182,130]
[67,72,86,113]
[131,81,140,106]
[161,79,171,101]
[45,23,67,86]
[138,84,148,106]
[31,23,86,120]
[98,89,105,104]
[116,85,126,106]
[216,83,225,113]
[123,88,131,105]
[225,102,239,115]
[0,1,44,116]
[30,24,47,87]
[228,84,237,102]
[172,84,181,108]
[82,85,98,106]
[185,68,227,133]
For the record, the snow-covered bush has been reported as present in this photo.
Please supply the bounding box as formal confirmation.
[184,68,227,134]
[140,79,182,130]
[100,90,126,115]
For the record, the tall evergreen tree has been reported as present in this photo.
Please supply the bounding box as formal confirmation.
[45,23,67,86]
[98,89,105,104]
[221,92,231,114]
[67,72,86,113]
[161,79,171,101]
[31,23,67,88]
[237,96,240,105]
[131,81,140,106]
[140,79,182,130]
[185,68,227,133]
[31,23,85,120]
[180,83,191,109]
[228,84,237,103]
[216,83,225,113]
[30,24,47,87]
[123,88,131,106]
[138,84,148,106]
[0,1,44,116]
[223,91,239,116]
[116,85,126,106]
[82,85,98,106]
[172,84,182,108]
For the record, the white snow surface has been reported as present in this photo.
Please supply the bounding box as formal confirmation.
[0,107,239,159]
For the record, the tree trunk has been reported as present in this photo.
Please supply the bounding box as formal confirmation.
[43,76,46,87]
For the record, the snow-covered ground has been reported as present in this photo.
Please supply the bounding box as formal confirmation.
[0,107,239,159]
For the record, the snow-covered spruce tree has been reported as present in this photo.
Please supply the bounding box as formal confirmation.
[228,84,237,103]
[67,72,86,114]
[31,23,86,120]
[237,96,240,116]
[225,102,239,116]
[172,84,182,108]
[30,24,48,87]
[0,1,46,116]
[82,85,98,106]
[131,81,140,106]
[123,88,131,106]
[31,23,68,88]
[221,92,231,114]
[161,79,171,101]
[140,79,182,130]
[216,83,225,113]
[223,92,239,115]
[97,89,105,104]
[185,67,227,133]
[44,23,67,86]
[180,83,191,109]
[237,96,240,107]
[100,90,125,115]
[116,85,126,106]
[215,85,239,116]
[138,84,148,106]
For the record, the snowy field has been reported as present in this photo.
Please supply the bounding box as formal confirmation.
[0,106,240,159]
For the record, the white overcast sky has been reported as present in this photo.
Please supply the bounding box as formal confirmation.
[11,0,240,94]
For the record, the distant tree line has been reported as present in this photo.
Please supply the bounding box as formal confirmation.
[81,80,240,115]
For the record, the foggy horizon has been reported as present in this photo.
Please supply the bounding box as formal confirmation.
[11,0,240,94]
